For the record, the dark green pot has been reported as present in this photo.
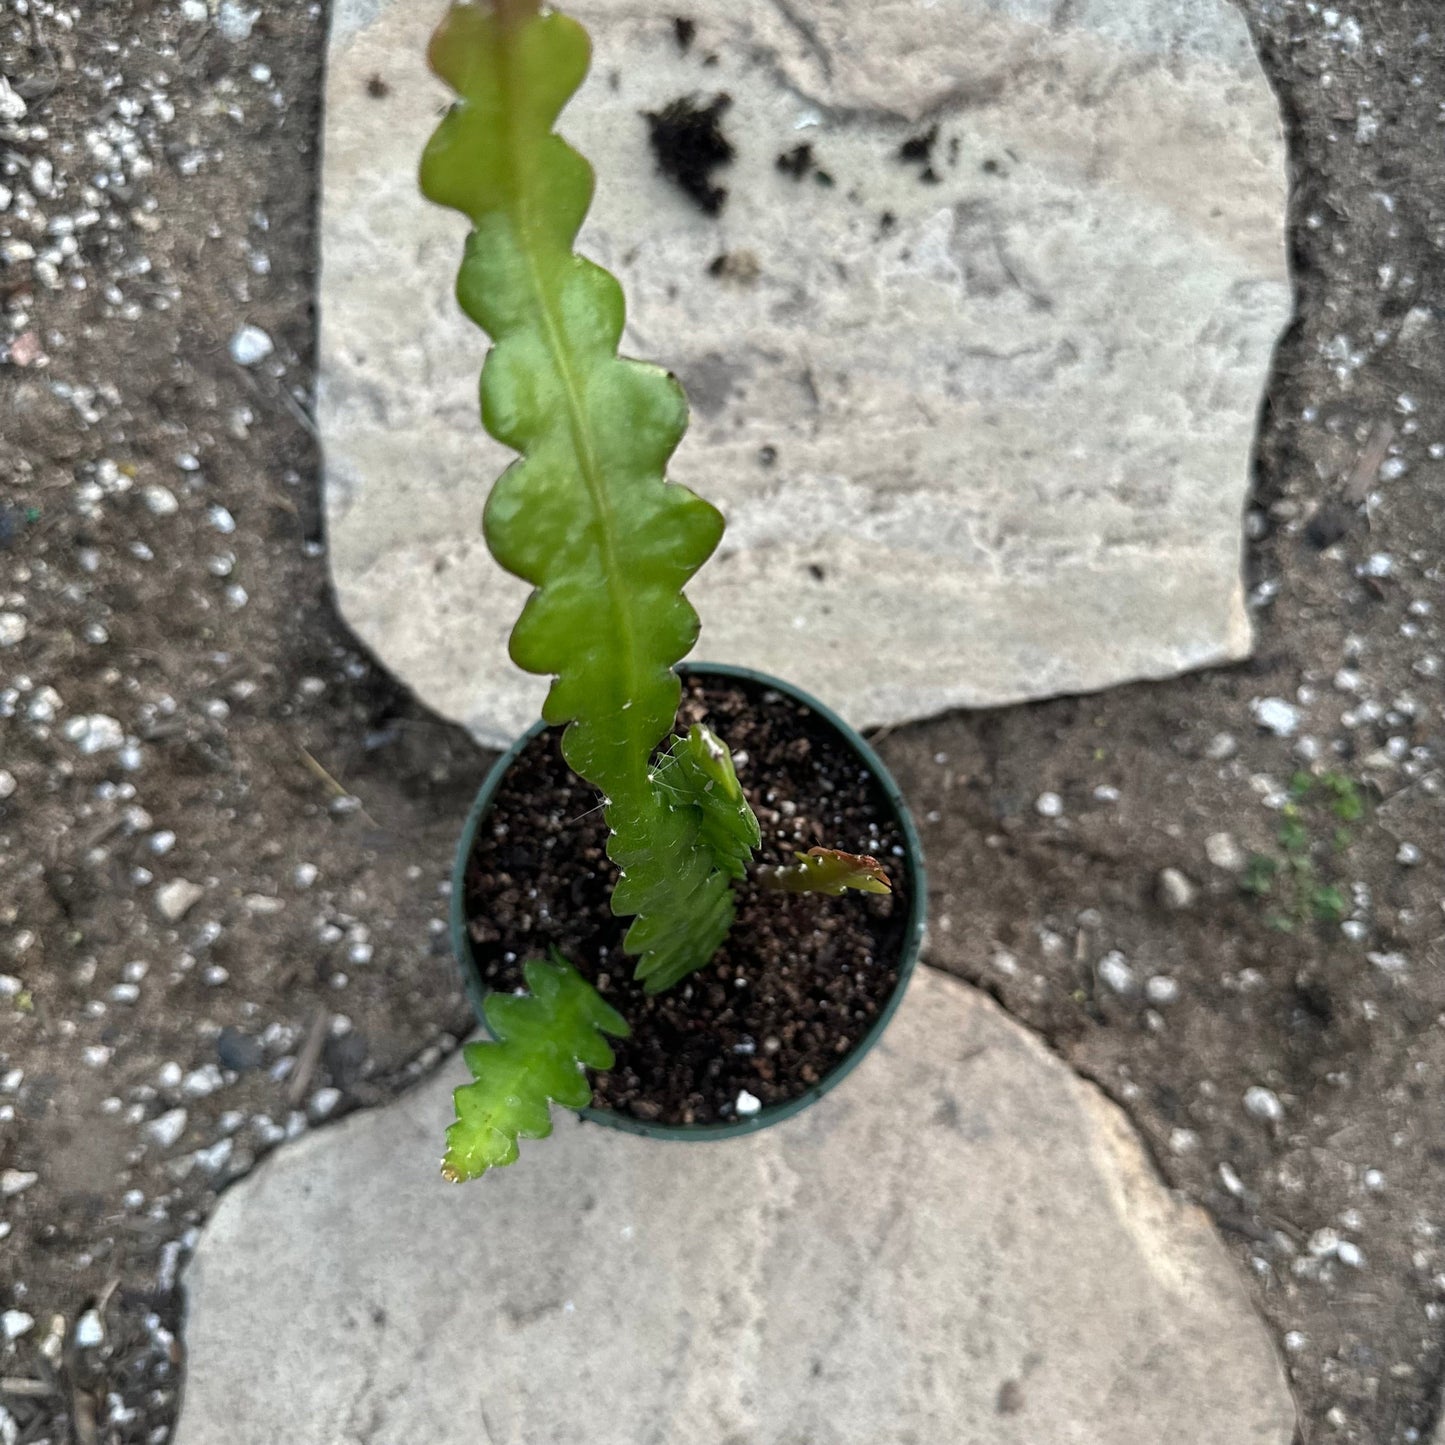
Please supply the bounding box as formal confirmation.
[450,662,927,1140]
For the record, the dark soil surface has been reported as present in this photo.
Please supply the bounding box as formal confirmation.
[0,3,1442,1444]
[461,673,909,1126]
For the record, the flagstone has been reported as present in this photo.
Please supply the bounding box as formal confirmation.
[174,968,1294,1445]
[317,0,1291,746]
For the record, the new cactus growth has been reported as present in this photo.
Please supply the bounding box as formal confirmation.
[423,0,892,1180]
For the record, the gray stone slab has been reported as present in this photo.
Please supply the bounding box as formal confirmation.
[319,0,1290,746]
[174,968,1294,1445]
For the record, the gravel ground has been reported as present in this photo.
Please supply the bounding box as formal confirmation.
[0,2,1442,1443]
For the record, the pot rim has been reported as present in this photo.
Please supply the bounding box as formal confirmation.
[450,660,928,1140]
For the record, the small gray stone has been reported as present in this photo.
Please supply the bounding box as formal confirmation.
[1206,832,1248,873]
[1157,867,1198,910]
[1098,950,1137,996]
[1243,1086,1283,1123]
[308,1086,342,1121]
[0,1168,37,1197]
[218,0,260,41]
[63,714,125,754]
[156,879,206,922]
[1251,697,1301,736]
[143,484,180,516]
[74,1309,105,1349]
[145,1108,189,1151]
[0,76,26,122]
[217,1027,264,1073]
[229,325,274,366]
[194,1138,236,1175]
[1145,975,1181,1006]
[1396,306,1436,347]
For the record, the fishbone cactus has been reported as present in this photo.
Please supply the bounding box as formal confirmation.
[422,0,890,1179]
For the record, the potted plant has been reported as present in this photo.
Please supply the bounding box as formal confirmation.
[420,0,927,1181]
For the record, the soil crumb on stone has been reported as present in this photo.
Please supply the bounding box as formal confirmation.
[897,123,941,183]
[644,93,735,215]
[775,141,833,187]
[672,16,696,50]
[706,249,761,284]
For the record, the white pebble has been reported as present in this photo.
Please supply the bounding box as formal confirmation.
[1204,731,1238,760]
[156,879,205,922]
[0,77,27,122]
[193,1137,234,1174]
[0,613,26,648]
[735,1090,762,1116]
[1395,842,1421,866]
[1156,868,1197,910]
[229,324,274,366]
[64,714,125,755]
[1205,832,1246,872]
[1335,1240,1366,1269]
[0,771,14,800]
[1367,950,1408,973]
[1097,951,1136,995]
[182,1065,224,1099]
[1251,697,1301,737]
[1,1169,38,1197]
[1034,791,1063,818]
[144,1108,188,1150]
[1243,1085,1283,1123]
[1144,975,1180,1006]
[309,1087,342,1121]
[74,1309,104,1349]
[218,0,261,40]
[1,1311,34,1342]
[143,485,180,517]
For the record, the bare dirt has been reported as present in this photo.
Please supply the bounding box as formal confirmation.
[0,2,1442,1443]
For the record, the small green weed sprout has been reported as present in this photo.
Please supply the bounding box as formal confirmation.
[1241,770,1365,932]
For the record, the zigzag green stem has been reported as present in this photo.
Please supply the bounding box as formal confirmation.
[421,3,755,990]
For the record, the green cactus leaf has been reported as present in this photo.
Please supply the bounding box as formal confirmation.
[758,847,893,897]
[652,724,761,883]
[422,2,757,992]
[443,951,630,1182]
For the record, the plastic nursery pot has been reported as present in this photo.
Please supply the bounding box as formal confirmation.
[450,661,928,1141]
